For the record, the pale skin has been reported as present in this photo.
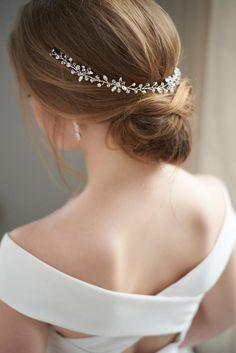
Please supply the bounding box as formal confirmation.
[0,95,235,353]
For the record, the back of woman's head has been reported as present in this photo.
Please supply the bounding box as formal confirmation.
[7,0,194,172]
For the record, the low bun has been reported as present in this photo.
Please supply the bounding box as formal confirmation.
[107,77,194,165]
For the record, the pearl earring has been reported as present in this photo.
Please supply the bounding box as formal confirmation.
[73,122,81,141]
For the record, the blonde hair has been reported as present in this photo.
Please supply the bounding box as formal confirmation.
[7,0,194,191]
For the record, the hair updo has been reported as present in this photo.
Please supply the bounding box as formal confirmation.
[7,0,194,183]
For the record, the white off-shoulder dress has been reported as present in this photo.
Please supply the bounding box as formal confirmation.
[0,182,235,353]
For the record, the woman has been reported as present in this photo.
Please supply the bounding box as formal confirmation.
[0,1,235,353]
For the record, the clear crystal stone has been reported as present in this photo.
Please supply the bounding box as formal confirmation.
[111,86,117,92]
[103,75,108,81]
[78,76,83,82]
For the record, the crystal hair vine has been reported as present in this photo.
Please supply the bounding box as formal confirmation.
[49,48,181,94]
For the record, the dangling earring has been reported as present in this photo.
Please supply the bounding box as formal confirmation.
[73,121,81,141]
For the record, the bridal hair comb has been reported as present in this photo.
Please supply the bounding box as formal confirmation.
[49,48,181,94]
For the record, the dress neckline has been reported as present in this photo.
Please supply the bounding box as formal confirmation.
[3,182,230,299]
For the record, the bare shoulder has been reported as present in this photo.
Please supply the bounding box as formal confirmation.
[193,172,227,225]
[7,216,55,259]
[179,170,227,240]
[7,204,72,266]
[166,167,228,250]
[7,198,108,282]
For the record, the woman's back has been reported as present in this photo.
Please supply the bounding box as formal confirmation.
[8,165,227,352]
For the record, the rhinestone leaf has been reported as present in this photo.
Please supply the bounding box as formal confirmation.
[78,76,83,82]
[111,86,117,92]
[103,75,108,81]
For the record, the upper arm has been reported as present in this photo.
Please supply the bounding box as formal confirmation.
[0,299,49,353]
[0,226,49,353]
[195,174,236,327]
[179,242,236,348]
[199,239,236,327]
[179,175,236,348]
